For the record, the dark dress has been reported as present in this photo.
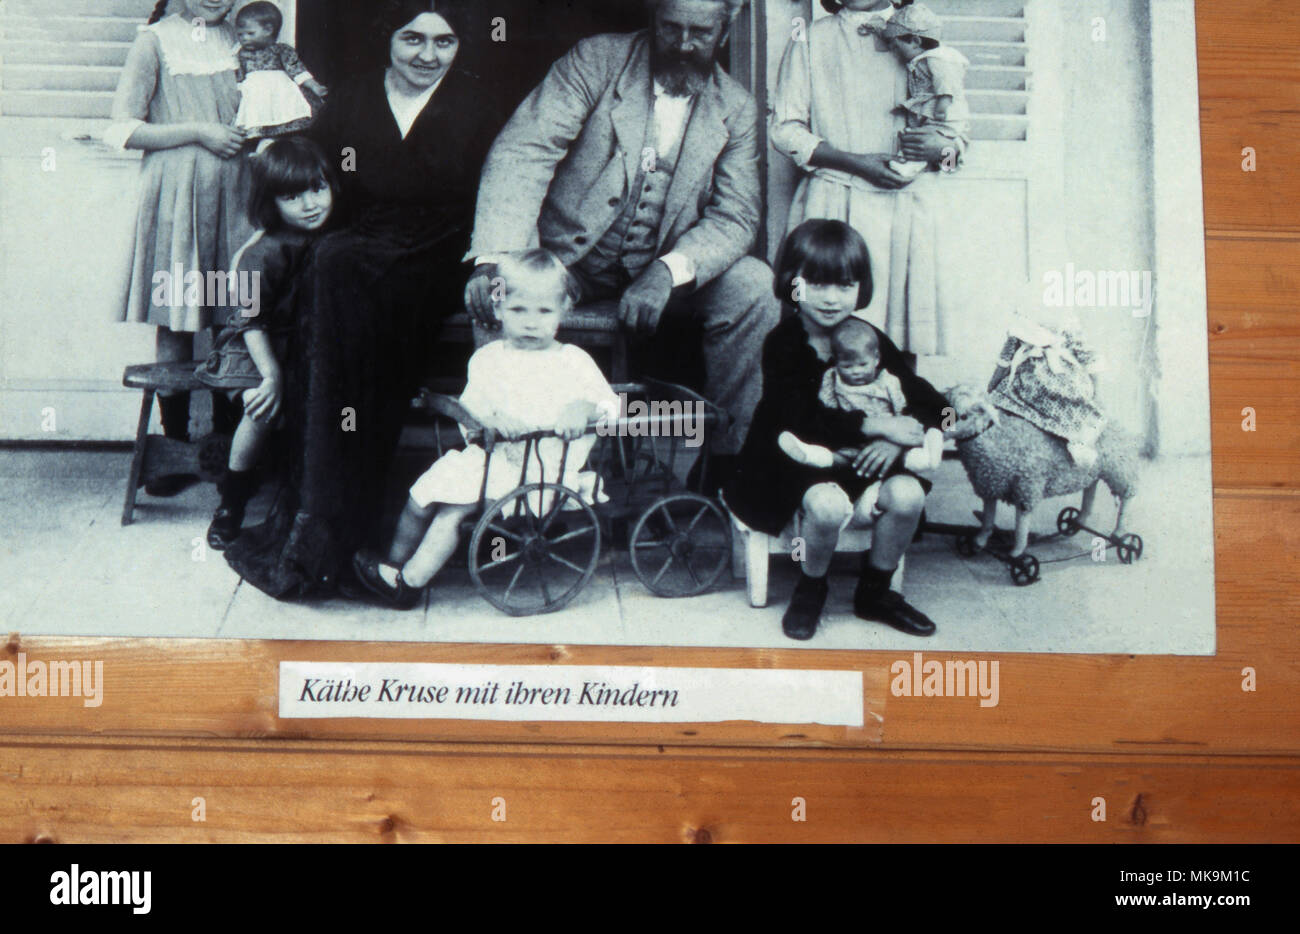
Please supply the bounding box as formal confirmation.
[724,310,949,537]
[226,66,502,599]
[194,228,312,390]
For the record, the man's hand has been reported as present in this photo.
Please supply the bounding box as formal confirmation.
[464,263,500,330]
[900,126,955,166]
[618,260,674,335]
[852,440,904,479]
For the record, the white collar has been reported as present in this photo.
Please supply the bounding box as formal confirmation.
[386,71,445,139]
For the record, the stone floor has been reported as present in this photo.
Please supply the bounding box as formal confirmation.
[0,447,1217,654]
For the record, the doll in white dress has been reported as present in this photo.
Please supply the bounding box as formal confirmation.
[234,2,327,140]
[351,250,621,609]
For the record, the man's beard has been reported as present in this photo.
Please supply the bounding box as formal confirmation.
[651,45,715,96]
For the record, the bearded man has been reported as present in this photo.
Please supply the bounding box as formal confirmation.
[464,0,779,483]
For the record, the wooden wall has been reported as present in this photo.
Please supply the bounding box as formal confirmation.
[1,0,1298,843]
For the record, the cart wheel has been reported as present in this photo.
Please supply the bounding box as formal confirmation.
[1056,506,1081,537]
[468,482,600,616]
[956,534,979,558]
[1010,554,1040,586]
[1116,533,1144,565]
[630,493,732,597]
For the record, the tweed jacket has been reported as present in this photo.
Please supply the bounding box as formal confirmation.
[468,30,762,288]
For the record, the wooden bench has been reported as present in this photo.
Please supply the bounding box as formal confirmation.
[120,362,230,526]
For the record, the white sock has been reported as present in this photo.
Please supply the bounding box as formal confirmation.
[378,563,401,588]
[779,432,834,468]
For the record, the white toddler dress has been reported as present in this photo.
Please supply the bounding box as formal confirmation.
[410,342,621,510]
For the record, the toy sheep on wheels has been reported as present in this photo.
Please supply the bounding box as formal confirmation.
[943,385,1143,582]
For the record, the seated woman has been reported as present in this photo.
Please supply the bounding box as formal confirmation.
[226,0,502,599]
[724,220,947,641]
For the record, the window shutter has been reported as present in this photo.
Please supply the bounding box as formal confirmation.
[928,0,1030,141]
[0,0,157,119]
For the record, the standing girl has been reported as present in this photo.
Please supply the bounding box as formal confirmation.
[106,0,252,494]
[196,137,338,550]
[724,220,947,641]
[770,0,966,355]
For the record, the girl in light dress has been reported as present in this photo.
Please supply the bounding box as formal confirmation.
[352,250,621,610]
[770,0,968,356]
[107,0,252,492]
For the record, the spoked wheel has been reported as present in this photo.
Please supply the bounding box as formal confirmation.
[1056,506,1082,537]
[468,483,601,616]
[630,494,732,597]
[955,534,980,558]
[1116,533,1144,565]
[1010,554,1040,586]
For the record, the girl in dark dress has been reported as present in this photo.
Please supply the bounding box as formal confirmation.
[724,220,947,640]
[226,0,502,599]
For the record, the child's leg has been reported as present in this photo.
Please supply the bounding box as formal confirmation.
[864,475,926,573]
[798,483,854,578]
[229,394,272,473]
[387,496,439,567]
[399,503,478,588]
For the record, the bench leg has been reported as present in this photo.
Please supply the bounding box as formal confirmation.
[122,389,154,527]
[746,529,770,608]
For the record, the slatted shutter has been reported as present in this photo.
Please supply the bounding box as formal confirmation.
[928,0,1030,141]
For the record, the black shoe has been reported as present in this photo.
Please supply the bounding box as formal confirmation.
[206,507,244,551]
[352,551,423,611]
[782,574,829,641]
[853,587,936,637]
[144,473,201,497]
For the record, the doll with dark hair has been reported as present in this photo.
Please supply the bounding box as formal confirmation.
[233,1,329,141]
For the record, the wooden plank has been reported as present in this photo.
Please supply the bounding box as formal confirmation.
[1,739,1295,842]
[1205,239,1300,489]
[1197,1,1300,235]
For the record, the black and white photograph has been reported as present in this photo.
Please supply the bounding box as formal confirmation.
[0,0,1214,655]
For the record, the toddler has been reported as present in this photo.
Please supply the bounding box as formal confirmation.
[352,250,621,610]
[234,1,328,141]
[779,317,942,479]
[883,3,971,178]
[196,137,338,549]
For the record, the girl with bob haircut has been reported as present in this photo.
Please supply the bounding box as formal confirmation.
[197,137,340,551]
[725,220,947,642]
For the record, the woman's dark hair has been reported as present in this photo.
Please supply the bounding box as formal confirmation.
[147,0,170,24]
[248,137,341,232]
[819,0,913,13]
[373,0,482,61]
[774,219,874,311]
[236,1,284,39]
